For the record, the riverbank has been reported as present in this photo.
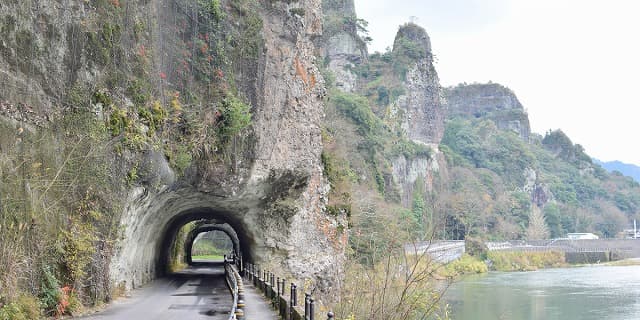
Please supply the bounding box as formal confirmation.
[603,257,640,266]
[486,250,566,271]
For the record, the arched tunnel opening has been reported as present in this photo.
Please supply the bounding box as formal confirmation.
[109,181,341,296]
[189,230,234,262]
[157,207,253,277]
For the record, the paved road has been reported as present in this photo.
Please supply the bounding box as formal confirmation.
[82,262,232,320]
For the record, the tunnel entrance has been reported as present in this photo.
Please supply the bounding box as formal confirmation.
[190,231,233,262]
[108,177,343,295]
[157,207,251,277]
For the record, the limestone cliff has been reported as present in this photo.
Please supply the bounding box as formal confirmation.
[391,23,444,146]
[388,23,446,206]
[0,0,342,306]
[320,0,367,92]
[446,83,531,141]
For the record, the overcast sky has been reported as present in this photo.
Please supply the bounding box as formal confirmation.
[354,0,640,165]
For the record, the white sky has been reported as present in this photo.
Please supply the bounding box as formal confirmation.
[354,0,640,165]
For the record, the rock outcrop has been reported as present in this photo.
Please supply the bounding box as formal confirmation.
[446,83,531,141]
[391,23,444,146]
[0,0,343,301]
[388,23,446,205]
[321,0,367,92]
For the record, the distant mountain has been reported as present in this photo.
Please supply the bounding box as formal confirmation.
[594,159,640,183]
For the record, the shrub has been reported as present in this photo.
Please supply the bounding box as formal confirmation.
[465,236,488,259]
[443,254,488,277]
[332,90,383,137]
[216,95,252,144]
[39,266,60,316]
[0,295,41,320]
[487,250,565,271]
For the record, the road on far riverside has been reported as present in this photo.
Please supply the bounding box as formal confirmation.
[81,261,233,320]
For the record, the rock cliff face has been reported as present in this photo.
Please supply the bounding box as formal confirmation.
[389,24,446,205]
[391,24,444,146]
[446,83,531,141]
[0,0,342,300]
[321,0,366,92]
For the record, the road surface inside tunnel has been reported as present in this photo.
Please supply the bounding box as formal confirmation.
[82,261,232,320]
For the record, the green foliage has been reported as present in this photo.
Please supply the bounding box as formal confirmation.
[443,254,488,277]
[441,118,535,185]
[200,0,224,23]
[168,223,195,273]
[389,139,432,159]
[216,95,252,144]
[393,34,426,61]
[321,151,336,184]
[391,28,427,78]
[85,23,123,66]
[107,107,130,137]
[168,144,193,176]
[39,266,61,315]
[332,90,384,138]
[0,294,41,320]
[289,8,305,16]
[543,203,564,238]
[191,233,232,257]
[126,79,150,106]
[487,251,566,271]
[465,237,488,259]
[542,130,592,165]
[126,166,139,184]
[0,106,116,312]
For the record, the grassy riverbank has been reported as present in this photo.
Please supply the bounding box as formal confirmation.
[487,251,566,271]
[441,254,488,277]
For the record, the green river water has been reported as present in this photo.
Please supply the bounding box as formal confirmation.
[445,265,640,320]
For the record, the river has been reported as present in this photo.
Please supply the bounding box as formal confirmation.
[444,265,640,320]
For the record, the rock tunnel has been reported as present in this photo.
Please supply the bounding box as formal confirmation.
[108,167,345,295]
[104,0,345,297]
[159,209,248,272]
[182,222,242,265]
[108,186,259,289]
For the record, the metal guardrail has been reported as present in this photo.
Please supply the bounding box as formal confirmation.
[244,263,335,320]
[224,259,245,320]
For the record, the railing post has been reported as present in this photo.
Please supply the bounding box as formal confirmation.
[271,273,276,298]
[292,284,297,306]
[277,277,281,297]
[305,293,311,320]
[310,297,315,320]
[290,283,297,320]
[327,311,334,320]
[281,279,286,296]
